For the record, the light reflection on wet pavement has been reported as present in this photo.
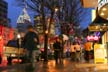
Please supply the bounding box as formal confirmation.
[0,59,108,72]
[0,63,34,72]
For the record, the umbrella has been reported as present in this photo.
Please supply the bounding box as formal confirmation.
[62,34,69,41]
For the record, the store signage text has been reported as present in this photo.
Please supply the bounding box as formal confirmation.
[98,0,108,10]
[87,35,100,41]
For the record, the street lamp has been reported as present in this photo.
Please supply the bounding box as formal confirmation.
[55,7,59,12]
[17,34,21,39]
[45,30,48,34]
[17,34,21,48]
[17,34,21,63]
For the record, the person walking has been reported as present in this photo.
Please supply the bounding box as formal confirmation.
[23,25,39,63]
[74,42,81,62]
[53,38,62,64]
[84,41,92,62]
[70,42,76,61]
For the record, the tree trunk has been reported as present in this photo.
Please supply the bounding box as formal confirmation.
[41,0,48,62]
[48,11,54,35]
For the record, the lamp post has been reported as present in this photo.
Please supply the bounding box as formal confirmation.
[44,30,48,62]
[41,0,48,62]
[55,7,59,12]
[17,34,21,63]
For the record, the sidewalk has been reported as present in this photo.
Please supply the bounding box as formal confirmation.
[34,59,108,72]
[0,62,30,71]
[0,59,108,72]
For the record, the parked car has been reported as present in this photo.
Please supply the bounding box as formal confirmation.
[4,40,26,64]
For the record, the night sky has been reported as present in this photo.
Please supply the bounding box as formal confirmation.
[5,0,21,27]
[5,0,91,29]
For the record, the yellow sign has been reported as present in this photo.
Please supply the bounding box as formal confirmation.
[94,44,107,64]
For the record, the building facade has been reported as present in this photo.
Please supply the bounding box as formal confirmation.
[0,0,8,26]
[34,15,43,34]
[34,15,55,36]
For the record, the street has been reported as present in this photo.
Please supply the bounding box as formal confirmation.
[0,59,108,72]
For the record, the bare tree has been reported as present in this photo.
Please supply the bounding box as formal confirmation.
[14,0,89,34]
[54,0,89,36]
[14,0,90,60]
[14,0,61,62]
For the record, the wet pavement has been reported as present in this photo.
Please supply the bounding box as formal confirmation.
[0,59,108,72]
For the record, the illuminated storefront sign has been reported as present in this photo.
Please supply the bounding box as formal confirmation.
[94,32,100,36]
[94,44,107,64]
[98,0,108,10]
[87,35,100,41]
[92,10,96,21]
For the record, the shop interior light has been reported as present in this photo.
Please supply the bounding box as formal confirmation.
[102,7,107,11]
[100,12,105,16]
[96,25,99,29]
[104,24,106,26]
[100,28,102,31]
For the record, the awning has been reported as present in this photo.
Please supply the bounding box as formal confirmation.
[88,10,108,31]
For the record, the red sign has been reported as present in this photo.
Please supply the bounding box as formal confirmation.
[0,25,14,54]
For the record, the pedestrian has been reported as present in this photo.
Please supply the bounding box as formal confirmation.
[32,44,40,62]
[53,38,62,64]
[70,42,76,61]
[7,56,12,65]
[23,25,39,63]
[84,41,92,62]
[66,47,70,58]
[74,42,81,62]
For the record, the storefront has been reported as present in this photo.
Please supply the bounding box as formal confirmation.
[102,31,108,61]
[81,0,108,64]
[98,0,108,20]
[102,31,108,44]
[0,25,14,64]
[88,0,108,42]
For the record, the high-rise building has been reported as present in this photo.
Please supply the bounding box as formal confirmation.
[34,15,55,36]
[17,8,31,33]
[0,0,8,26]
[34,15,43,34]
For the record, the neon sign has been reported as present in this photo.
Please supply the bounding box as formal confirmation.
[98,0,108,10]
[87,35,100,41]
[94,32,100,36]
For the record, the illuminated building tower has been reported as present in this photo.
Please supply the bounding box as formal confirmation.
[17,7,31,33]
